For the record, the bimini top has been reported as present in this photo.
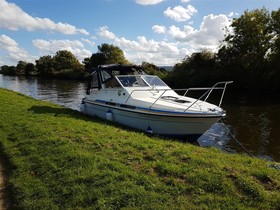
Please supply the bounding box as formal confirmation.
[91,64,146,75]
[86,64,147,94]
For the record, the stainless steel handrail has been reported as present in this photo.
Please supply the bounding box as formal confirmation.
[184,81,233,111]
[125,81,233,111]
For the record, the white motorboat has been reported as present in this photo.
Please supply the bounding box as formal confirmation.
[81,64,232,140]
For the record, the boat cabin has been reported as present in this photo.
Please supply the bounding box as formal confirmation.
[86,64,168,94]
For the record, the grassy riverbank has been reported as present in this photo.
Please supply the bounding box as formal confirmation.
[0,88,279,209]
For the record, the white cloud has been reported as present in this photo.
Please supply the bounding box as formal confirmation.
[181,0,190,2]
[81,38,95,47]
[228,12,239,17]
[0,34,35,65]
[32,39,92,61]
[96,24,231,65]
[0,0,89,35]
[164,5,197,22]
[152,25,166,34]
[97,26,187,65]
[135,0,165,5]
[168,14,231,50]
[98,26,116,40]
[168,25,188,40]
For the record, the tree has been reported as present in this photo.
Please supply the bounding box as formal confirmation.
[141,62,167,79]
[8,66,17,75]
[82,57,91,70]
[35,55,54,76]
[217,8,273,88]
[52,50,82,71]
[83,53,106,69]
[83,43,129,70]
[25,63,36,75]
[166,50,216,88]
[0,65,14,75]
[270,8,280,60]
[98,43,129,65]
[223,8,271,67]
[16,61,27,74]
[267,8,280,88]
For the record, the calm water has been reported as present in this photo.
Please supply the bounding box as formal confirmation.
[1,74,279,162]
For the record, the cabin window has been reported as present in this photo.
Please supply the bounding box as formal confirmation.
[104,77,121,88]
[91,71,99,88]
[101,70,111,82]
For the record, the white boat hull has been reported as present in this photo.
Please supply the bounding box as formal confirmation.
[81,64,231,141]
[82,100,221,139]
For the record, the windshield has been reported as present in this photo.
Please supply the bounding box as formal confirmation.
[116,75,149,87]
[142,75,168,87]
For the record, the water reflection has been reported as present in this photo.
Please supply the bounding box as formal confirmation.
[0,74,87,110]
[198,122,235,153]
[217,101,280,161]
[1,74,279,162]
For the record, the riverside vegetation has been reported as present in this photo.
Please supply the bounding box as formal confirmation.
[2,8,280,90]
[0,88,280,209]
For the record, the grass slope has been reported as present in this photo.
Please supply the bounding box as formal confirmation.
[0,88,279,209]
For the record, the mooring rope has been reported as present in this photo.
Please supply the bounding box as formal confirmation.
[220,119,254,157]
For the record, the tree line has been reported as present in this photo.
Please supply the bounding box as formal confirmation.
[1,8,280,89]
[0,43,166,80]
[167,8,280,90]
[0,50,85,79]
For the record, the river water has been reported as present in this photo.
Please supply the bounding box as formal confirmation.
[1,74,279,162]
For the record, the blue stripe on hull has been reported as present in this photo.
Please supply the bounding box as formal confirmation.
[86,99,223,119]
[83,100,221,137]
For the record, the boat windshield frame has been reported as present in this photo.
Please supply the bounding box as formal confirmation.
[141,75,168,87]
[116,75,149,87]
[115,75,169,88]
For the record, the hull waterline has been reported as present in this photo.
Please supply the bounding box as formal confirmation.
[82,99,223,139]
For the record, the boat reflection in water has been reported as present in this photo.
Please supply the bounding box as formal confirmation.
[81,64,232,141]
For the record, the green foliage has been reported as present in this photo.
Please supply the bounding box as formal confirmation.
[83,53,106,69]
[216,8,273,88]
[166,8,280,90]
[141,62,168,79]
[24,63,37,75]
[271,8,280,58]
[98,43,129,65]
[1,88,280,209]
[35,55,54,76]
[52,50,82,71]
[1,7,280,89]
[267,8,280,88]
[83,43,129,70]
[52,69,87,80]
[1,50,85,80]
[225,8,271,65]
[166,50,217,88]
[0,65,17,75]
[16,61,27,74]
[34,51,85,79]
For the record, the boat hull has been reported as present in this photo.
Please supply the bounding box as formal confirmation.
[82,99,222,140]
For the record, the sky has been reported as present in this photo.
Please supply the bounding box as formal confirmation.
[0,0,280,67]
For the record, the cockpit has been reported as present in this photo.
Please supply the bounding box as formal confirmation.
[115,75,168,88]
[86,64,168,94]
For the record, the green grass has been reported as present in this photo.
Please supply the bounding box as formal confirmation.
[0,88,280,209]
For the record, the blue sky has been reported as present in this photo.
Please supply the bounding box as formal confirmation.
[1,0,279,66]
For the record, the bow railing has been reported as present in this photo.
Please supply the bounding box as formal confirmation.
[125,81,233,111]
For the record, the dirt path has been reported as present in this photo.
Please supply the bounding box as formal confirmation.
[0,162,7,210]
[0,156,12,210]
